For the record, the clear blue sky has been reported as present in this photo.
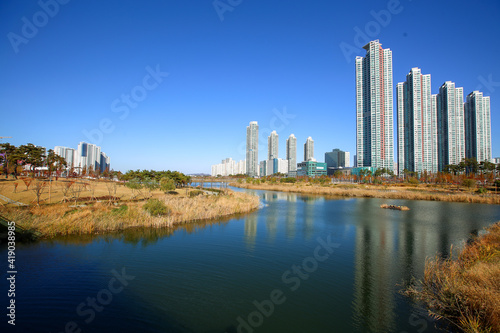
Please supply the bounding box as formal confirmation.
[1,0,499,174]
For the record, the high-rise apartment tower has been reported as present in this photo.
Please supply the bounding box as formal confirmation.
[355,40,394,170]
[246,121,259,177]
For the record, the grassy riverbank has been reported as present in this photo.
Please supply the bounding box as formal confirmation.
[0,179,259,238]
[405,222,500,333]
[230,182,500,204]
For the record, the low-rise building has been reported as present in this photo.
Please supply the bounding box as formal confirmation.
[350,166,377,177]
[297,160,327,177]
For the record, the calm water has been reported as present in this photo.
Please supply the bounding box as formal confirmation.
[2,188,500,333]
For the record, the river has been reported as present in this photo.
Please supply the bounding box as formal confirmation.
[1,187,500,332]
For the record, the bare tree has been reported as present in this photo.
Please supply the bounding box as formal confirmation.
[21,177,32,191]
[87,179,97,201]
[126,178,143,200]
[60,180,74,202]
[69,182,86,205]
[31,179,47,206]
[105,180,118,204]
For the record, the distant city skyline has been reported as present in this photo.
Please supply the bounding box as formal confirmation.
[1,1,499,173]
[55,142,110,173]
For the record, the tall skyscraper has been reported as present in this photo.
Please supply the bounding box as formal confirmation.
[397,68,437,175]
[355,40,394,170]
[268,130,279,160]
[286,134,297,174]
[246,121,259,177]
[436,81,465,171]
[304,137,314,161]
[465,91,491,162]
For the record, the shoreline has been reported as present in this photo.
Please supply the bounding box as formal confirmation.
[230,182,500,204]
[405,221,500,332]
[0,190,260,239]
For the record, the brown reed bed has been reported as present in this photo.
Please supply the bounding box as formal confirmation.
[231,183,500,204]
[0,191,260,238]
[404,222,500,333]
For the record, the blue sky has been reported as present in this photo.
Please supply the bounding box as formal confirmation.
[1,0,499,174]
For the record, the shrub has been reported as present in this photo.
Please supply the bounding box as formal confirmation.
[160,177,176,192]
[462,178,476,189]
[143,199,170,216]
[408,177,419,185]
[477,187,488,194]
[189,190,204,197]
[111,204,128,216]
[280,177,296,183]
[125,178,142,190]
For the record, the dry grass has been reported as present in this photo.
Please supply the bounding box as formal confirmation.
[0,191,259,238]
[0,178,153,205]
[231,183,500,205]
[405,222,500,333]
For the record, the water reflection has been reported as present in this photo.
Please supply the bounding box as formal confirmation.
[302,196,317,240]
[285,197,297,239]
[266,201,279,241]
[20,217,238,249]
[244,214,257,249]
[351,198,500,332]
[9,188,500,333]
[352,199,397,332]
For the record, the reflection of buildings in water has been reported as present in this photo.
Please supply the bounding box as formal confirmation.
[299,195,321,203]
[352,216,397,333]
[285,194,297,202]
[302,197,316,240]
[244,214,258,249]
[262,192,296,202]
[265,202,279,242]
[351,199,485,332]
[285,199,297,239]
[397,209,440,283]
